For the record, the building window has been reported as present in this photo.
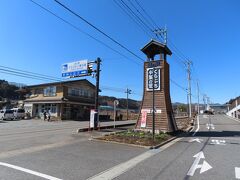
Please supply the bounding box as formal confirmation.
[68,87,94,98]
[44,86,56,97]
[51,104,57,113]
[35,88,43,95]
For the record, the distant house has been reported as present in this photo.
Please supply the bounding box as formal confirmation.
[226,97,240,119]
[24,79,95,120]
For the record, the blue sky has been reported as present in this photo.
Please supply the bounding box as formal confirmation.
[0,0,240,104]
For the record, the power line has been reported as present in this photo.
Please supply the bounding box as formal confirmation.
[128,0,155,30]
[113,0,152,38]
[170,79,187,92]
[0,70,53,82]
[0,68,58,82]
[118,0,153,35]
[30,0,141,66]
[0,65,62,81]
[133,0,159,30]
[129,0,189,67]
[54,0,144,62]
[31,0,190,98]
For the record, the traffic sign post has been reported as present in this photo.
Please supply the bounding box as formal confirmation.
[114,100,119,128]
[62,58,102,130]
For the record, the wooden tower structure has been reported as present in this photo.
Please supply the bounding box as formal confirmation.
[135,39,177,133]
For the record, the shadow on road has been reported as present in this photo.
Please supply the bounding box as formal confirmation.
[180,130,240,138]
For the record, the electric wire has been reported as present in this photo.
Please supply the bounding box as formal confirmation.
[118,0,153,35]
[113,0,152,38]
[127,0,156,30]
[30,0,192,98]
[54,0,144,62]
[133,0,160,30]
[30,0,141,66]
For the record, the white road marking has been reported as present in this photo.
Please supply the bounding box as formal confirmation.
[189,138,203,143]
[210,139,226,145]
[192,115,200,136]
[206,123,215,130]
[87,138,182,180]
[187,151,212,176]
[0,162,62,180]
[235,167,240,179]
[203,115,209,119]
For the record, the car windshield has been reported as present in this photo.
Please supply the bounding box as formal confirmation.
[17,109,25,113]
[5,110,13,113]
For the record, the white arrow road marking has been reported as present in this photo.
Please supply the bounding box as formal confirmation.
[0,162,62,180]
[189,138,203,143]
[210,139,226,145]
[187,151,212,176]
[200,161,212,174]
[235,167,240,179]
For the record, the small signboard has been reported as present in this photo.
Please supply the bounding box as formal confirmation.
[62,60,88,78]
[141,110,147,128]
[146,67,160,91]
[90,109,97,128]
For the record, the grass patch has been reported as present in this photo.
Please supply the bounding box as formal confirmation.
[97,129,174,146]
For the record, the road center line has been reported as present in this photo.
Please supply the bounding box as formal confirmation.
[0,162,62,180]
[87,138,182,180]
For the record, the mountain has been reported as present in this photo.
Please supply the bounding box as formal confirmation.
[99,95,141,110]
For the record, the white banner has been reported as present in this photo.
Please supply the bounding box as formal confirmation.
[141,111,147,128]
[62,60,88,77]
[90,109,96,128]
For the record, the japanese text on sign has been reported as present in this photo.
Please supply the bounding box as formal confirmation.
[62,60,88,78]
[146,67,160,91]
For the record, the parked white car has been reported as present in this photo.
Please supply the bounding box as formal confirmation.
[12,108,25,119]
[0,109,14,120]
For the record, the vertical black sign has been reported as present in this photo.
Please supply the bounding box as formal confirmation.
[146,67,160,91]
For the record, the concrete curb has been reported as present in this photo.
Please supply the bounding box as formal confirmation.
[91,138,151,149]
[149,126,193,149]
[77,122,136,133]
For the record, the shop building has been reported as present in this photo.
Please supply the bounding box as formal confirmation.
[24,79,95,120]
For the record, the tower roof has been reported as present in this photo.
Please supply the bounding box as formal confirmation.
[141,39,172,59]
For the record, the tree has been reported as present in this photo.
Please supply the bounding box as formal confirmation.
[177,104,187,112]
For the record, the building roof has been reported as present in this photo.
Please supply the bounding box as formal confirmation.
[141,39,172,59]
[27,79,95,89]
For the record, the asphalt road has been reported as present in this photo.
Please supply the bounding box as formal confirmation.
[0,115,239,180]
[0,119,144,180]
[115,114,240,180]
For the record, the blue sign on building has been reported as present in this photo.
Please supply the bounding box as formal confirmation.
[62,60,88,78]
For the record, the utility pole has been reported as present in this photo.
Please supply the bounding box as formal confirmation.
[153,26,167,44]
[94,57,101,129]
[197,81,200,115]
[186,60,192,118]
[203,94,207,110]
[207,96,210,110]
[125,88,132,120]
